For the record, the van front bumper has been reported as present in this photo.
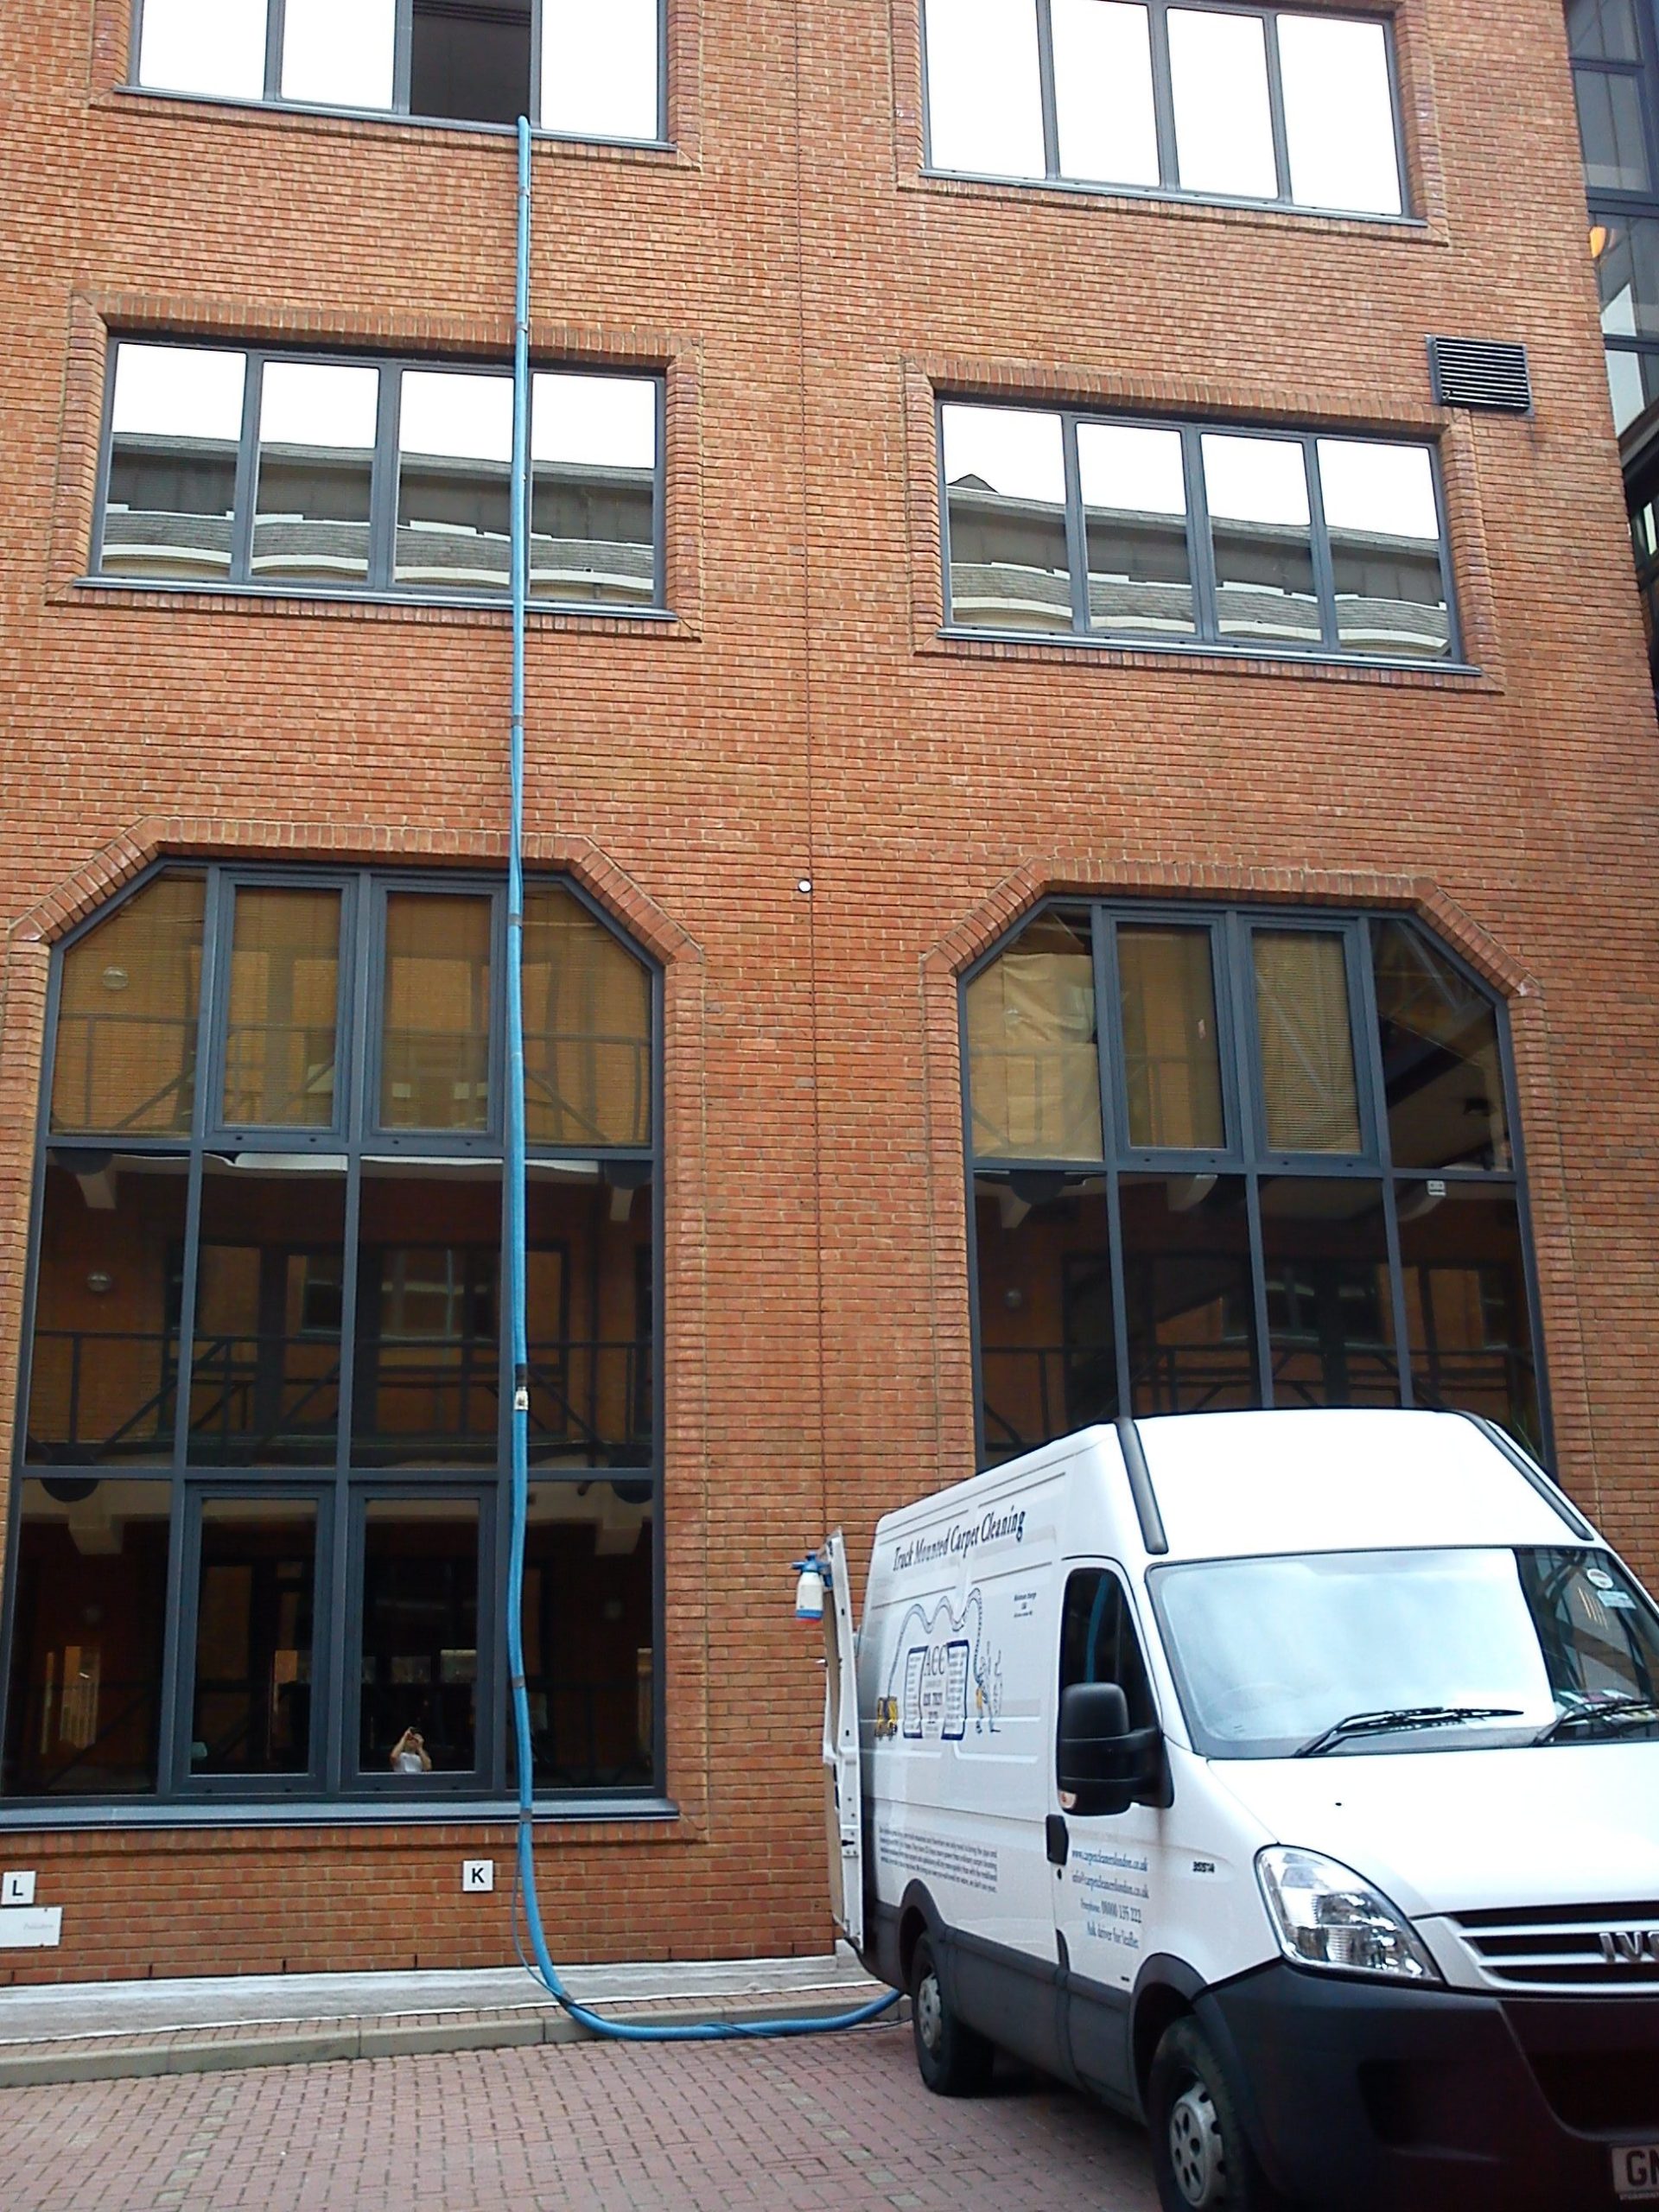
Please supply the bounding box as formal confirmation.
[1200,1961,1659,2212]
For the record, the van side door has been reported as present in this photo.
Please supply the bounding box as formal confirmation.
[1050,1563,1165,2103]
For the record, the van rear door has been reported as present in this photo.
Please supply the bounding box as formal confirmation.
[821,1529,864,1951]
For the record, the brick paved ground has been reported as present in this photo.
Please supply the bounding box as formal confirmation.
[0,2017,1158,2210]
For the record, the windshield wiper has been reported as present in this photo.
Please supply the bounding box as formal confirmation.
[1295,1706,1524,1758]
[1534,1696,1659,1745]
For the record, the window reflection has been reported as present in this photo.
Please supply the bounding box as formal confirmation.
[516,1487,654,1789]
[530,373,657,607]
[137,0,268,99]
[966,908,1103,1160]
[380,893,493,1128]
[1079,423,1194,637]
[1372,920,1510,1171]
[1052,0,1160,188]
[1203,435,1320,645]
[353,1163,501,1465]
[524,1167,654,1469]
[280,0,396,109]
[1117,926,1224,1147]
[975,1177,1116,1459]
[1578,67,1653,192]
[944,404,1071,632]
[51,874,206,1135]
[1121,1173,1255,1414]
[410,0,531,126]
[542,0,661,140]
[252,362,378,587]
[924,0,1046,177]
[1168,10,1276,200]
[359,1500,480,1776]
[1278,15,1402,215]
[103,346,245,582]
[190,1499,318,1778]
[1318,440,1449,660]
[1259,1178,1398,1408]
[1397,1184,1540,1451]
[1570,0,1643,63]
[1253,932,1361,1153]
[395,370,512,594]
[1599,216,1659,340]
[223,887,342,1127]
[523,884,652,1145]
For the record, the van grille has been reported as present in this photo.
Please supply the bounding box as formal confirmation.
[1454,1904,1659,1992]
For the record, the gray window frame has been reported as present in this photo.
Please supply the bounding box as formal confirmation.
[959,899,1549,1466]
[0,861,666,1821]
[920,0,1412,221]
[1573,4,1659,426]
[125,0,671,149]
[937,396,1465,669]
[87,341,671,619]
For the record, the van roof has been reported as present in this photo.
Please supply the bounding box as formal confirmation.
[1135,1408,1585,1561]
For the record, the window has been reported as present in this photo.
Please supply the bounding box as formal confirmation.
[2,866,660,1806]
[964,904,1541,1464]
[132,0,664,143]
[921,0,1405,216]
[940,401,1457,663]
[94,343,665,613]
[1570,4,1659,429]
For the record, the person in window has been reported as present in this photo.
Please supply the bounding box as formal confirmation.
[390,1726,431,1774]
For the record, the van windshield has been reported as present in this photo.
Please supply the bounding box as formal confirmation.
[1147,1548,1659,1760]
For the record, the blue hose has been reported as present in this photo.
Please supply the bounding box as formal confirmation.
[503,116,898,2044]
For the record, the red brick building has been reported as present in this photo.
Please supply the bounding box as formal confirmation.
[0,0,1653,1983]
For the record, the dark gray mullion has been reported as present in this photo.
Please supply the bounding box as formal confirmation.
[652,373,668,609]
[1262,9,1294,207]
[647,953,665,1792]
[168,866,224,1467]
[1246,1171,1274,1406]
[1356,918,1414,1407]
[1338,918,1382,1162]
[1219,915,1275,1405]
[1034,0,1062,180]
[264,0,287,104]
[1490,974,1555,1460]
[1427,441,1463,664]
[1377,0,1412,217]
[393,0,414,113]
[1147,1,1180,190]
[168,1492,208,1795]
[937,396,957,628]
[201,872,241,1139]
[1094,915,1135,1418]
[1303,434,1340,653]
[1061,413,1090,634]
[656,0,670,143]
[1184,425,1220,645]
[227,354,262,588]
[327,873,374,1789]
[959,964,990,1470]
[368,366,401,593]
[528,0,544,126]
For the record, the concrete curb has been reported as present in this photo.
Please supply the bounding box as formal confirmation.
[0,1990,909,2087]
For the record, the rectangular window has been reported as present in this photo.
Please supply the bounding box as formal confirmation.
[94,343,667,613]
[1252,931,1363,1154]
[358,1498,481,1777]
[379,893,493,1129]
[132,0,665,143]
[188,1497,321,1781]
[923,1,1406,217]
[940,400,1457,664]
[222,886,344,1126]
[1116,925,1224,1148]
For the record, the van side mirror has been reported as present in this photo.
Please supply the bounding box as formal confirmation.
[1058,1681,1166,1817]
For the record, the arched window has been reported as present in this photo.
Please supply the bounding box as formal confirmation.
[3,866,661,1808]
[963,902,1542,1465]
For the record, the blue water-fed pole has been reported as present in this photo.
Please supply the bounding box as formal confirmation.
[502,114,897,2043]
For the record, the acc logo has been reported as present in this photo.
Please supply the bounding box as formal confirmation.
[1599,1928,1659,1965]
[874,1696,899,1740]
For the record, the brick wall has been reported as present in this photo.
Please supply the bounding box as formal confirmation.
[0,0,1656,1980]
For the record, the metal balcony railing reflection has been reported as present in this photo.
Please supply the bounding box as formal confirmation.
[50,1010,198,1133]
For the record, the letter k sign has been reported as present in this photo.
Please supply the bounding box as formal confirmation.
[462,1859,496,1893]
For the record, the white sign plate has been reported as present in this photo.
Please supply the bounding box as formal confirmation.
[461,1859,495,1893]
[0,1907,61,1949]
[0,1871,37,1907]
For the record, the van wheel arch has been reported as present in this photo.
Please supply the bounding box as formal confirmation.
[1131,1958,1206,2110]
[896,1885,941,1994]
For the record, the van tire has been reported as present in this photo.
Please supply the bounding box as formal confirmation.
[909,1932,995,2097]
[1147,2018,1284,2211]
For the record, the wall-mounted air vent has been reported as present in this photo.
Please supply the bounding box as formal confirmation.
[1427,338,1533,415]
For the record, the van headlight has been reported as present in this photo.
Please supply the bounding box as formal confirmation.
[1256,1847,1441,1982]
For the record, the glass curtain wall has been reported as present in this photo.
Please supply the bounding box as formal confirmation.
[2,866,660,1806]
[964,903,1541,1464]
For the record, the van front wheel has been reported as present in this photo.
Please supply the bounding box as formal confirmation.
[909,1932,994,2096]
[1147,2018,1284,2211]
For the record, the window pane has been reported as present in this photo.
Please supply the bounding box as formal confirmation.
[360,1501,480,1776]
[1,1481,170,1798]
[353,1164,501,1465]
[943,404,1071,632]
[1201,434,1320,646]
[923,0,1046,177]
[410,0,531,124]
[395,370,512,594]
[223,887,342,1125]
[1317,440,1450,661]
[1052,0,1160,187]
[541,0,660,139]
[1253,932,1361,1154]
[102,345,245,582]
[1122,1173,1256,1414]
[1577,67,1653,191]
[1371,920,1510,1171]
[137,0,268,99]
[1259,1179,1398,1408]
[25,1157,189,1466]
[1168,10,1277,200]
[523,884,652,1145]
[51,874,206,1135]
[530,373,658,607]
[1078,423,1193,636]
[251,361,378,588]
[1599,216,1659,339]
[524,1166,654,1468]
[975,1176,1116,1459]
[380,893,493,1128]
[1278,16,1402,215]
[1059,1570,1157,1726]
[1568,0,1642,62]
[517,1487,654,1789]
[1606,342,1659,433]
[280,0,396,108]
[190,1500,318,1777]
[188,1160,346,1466]
[1398,1185,1540,1452]
[1117,926,1224,1147]
[966,910,1103,1161]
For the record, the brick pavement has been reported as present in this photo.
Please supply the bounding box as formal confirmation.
[0,2016,1159,2211]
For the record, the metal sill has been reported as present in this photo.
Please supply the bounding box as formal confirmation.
[0,1796,679,1832]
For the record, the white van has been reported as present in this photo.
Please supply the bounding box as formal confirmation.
[814,1408,1659,2212]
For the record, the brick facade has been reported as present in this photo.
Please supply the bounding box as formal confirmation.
[0,0,1655,1982]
